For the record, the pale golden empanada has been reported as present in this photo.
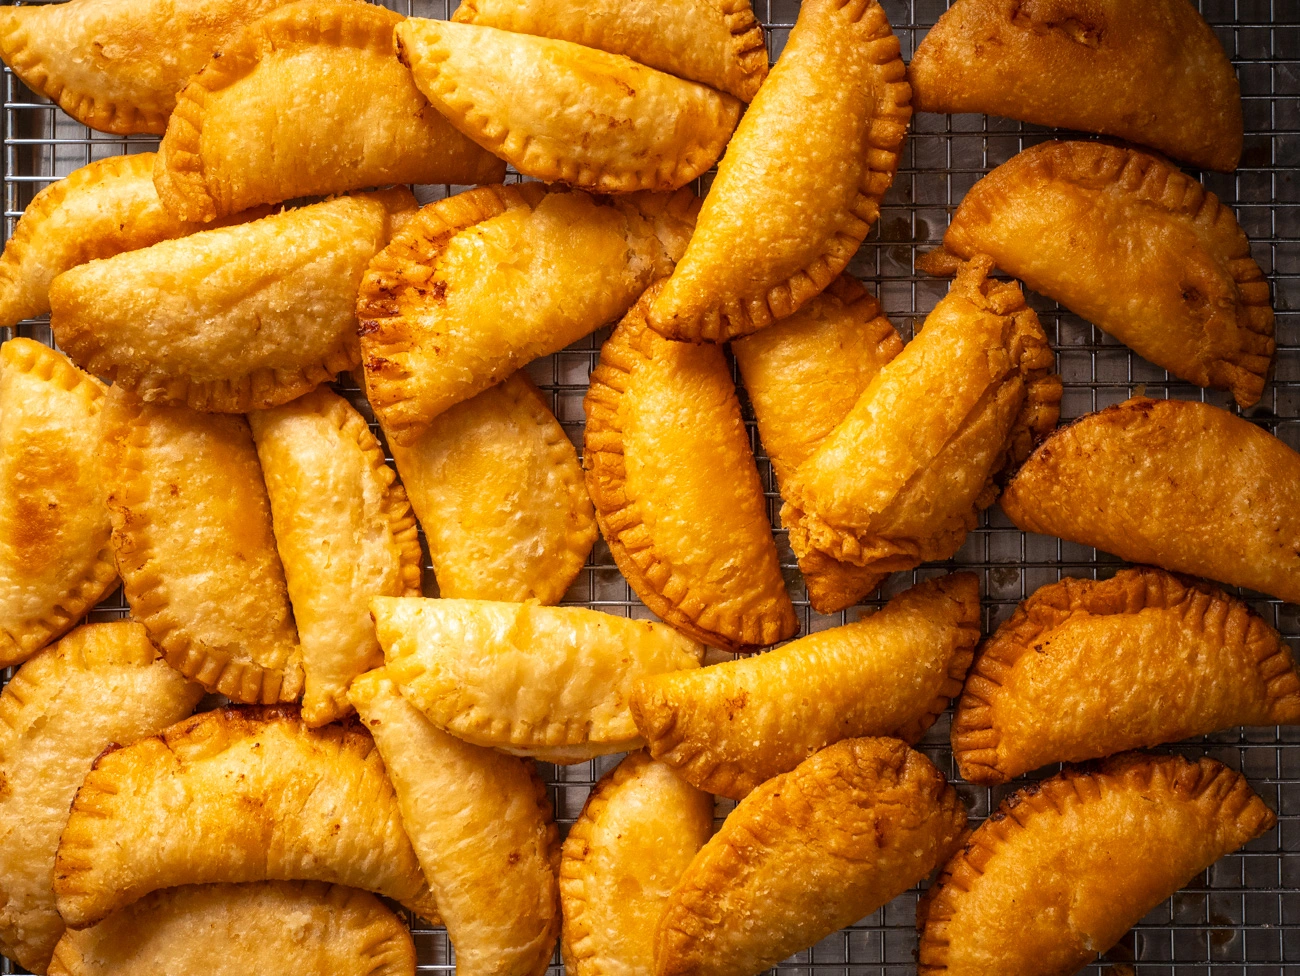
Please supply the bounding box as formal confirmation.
[154,0,505,223]
[395,20,740,194]
[584,285,797,652]
[657,738,966,976]
[52,189,416,414]
[1001,397,1300,605]
[47,882,416,976]
[387,372,596,603]
[0,339,117,669]
[647,0,911,342]
[921,142,1274,408]
[0,622,202,973]
[908,0,1243,172]
[358,184,697,444]
[53,705,439,929]
[350,669,560,976]
[916,753,1277,976]
[732,275,903,612]
[373,596,704,763]
[781,258,1061,582]
[100,387,303,704]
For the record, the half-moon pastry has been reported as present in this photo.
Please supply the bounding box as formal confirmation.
[917,753,1277,976]
[0,623,202,973]
[0,339,117,669]
[647,0,911,342]
[908,0,1244,172]
[373,596,704,763]
[1000,397,1300,605]
[395,20,741,194]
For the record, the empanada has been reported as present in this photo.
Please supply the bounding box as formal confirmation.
[358,184,697,444]
[53,188,416,414]
[47,882,416,976]
[387,372,596,603]
[561,751,713,976]
[584,285,797,652]
[920,142,1274,408]
[632,573,980,800]
[781,257,1061,581]
[53,705,439,928]
[0,622,201,973]
[395,20,741,194]
[154,0,505,223]
[373,596,704,763]
[908,0,1243,172]
[100,387,303,704]
[731,275,903,612]
[647,0,911,342]
[657,738,966,976]
[954,567,1300,785]
[1001,397,1300,606]
[249,389,423,727]
[350,669,560,976]
[0,339,117,668]
[916,753,1277,976]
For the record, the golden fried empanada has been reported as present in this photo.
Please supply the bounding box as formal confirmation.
[358,184,697,444]
[1001,397,1300,605]
[657,738,966,976]
[54,705,439,928]
[47,882,416,976]
[781,258,1061,582]
[350,669,560,976]
[53,189,415,414]
[154,0,505,223]
[387,372,595,603]
[916,753,1277,976]
[374,597,704,763]
[395,20,740,194]
[908,0,1243,172]
[561,751,712,976]
[921,142,1274,408]
[0,622,201,973]
[100,387,303,704]
[647,0,911,342]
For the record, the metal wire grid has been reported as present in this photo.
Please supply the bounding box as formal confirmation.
[1,0,1298,972]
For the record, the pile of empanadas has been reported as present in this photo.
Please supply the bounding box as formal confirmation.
[0,0,1293,974]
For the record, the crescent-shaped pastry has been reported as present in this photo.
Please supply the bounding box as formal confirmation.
[920,142,1274,408]
[916,753,1278,976]
[631,573,980,800]
[53,705,440,929]
[907,0,1244,172]
[647,0,911,342]
[953,567,1300,785]
[100,387,303,704]
[350,669,561,976]
[583,286,797,652]
[657,738,966,976]
[387,372,596,604]
[373,596,704,763]
[52,188,416,414]
[781,258,1061,581]
[249,389,423,727]
[560,751,713,976]
[0,623,202,973]
[1001,397,1300,605]
[395,20,741,194]
[0,339,117,669]
[154,0,505,223]
[358,184,697,444]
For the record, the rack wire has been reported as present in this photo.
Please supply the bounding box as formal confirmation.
[2,0,1298,973]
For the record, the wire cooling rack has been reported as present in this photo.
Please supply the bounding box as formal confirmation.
[2,0,1298,973]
